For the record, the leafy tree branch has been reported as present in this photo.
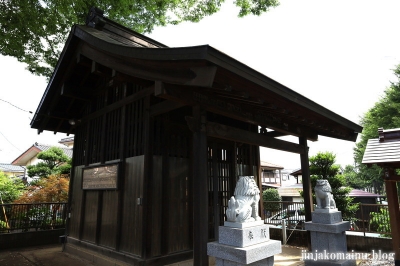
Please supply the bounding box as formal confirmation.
[0,0,279,78]
[27,147,71,178]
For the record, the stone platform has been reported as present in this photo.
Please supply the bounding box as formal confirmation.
[208,223,281,266]
[305,209,356,266]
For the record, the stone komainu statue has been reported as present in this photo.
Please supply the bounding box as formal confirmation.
[314,179,336,209]
[226,176,261,223]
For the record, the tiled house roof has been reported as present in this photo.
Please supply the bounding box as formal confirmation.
[260,161,284,170]
[0,163,25,173]
[11,143,73,166]
[58,136,74,146]
[34,143,73,158]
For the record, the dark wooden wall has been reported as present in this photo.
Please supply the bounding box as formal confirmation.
[119,156,144,256]
[67,80,261,263]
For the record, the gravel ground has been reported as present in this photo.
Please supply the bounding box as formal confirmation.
[358,254,395,266]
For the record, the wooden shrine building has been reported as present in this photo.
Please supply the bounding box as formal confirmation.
[363,128,400,265]
[31,8,362,266]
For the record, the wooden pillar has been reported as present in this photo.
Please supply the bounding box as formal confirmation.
[255,146,264,220]
[299,136,312,250]
[115,84,127,251]
[385,168,400,264]
[143,95,153,259]
[192,105,209,266]
[212,142,220,241]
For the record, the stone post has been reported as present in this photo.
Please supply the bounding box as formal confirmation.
[304,180,356,266]
[207,221,281,266]
[207,176,281,265]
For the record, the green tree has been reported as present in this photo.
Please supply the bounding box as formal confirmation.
[263,188,282,213]
[342,164,367,190]
[353,65,400,194]
[27,147,71,179]
[0,0,279,78]
[302,152,359,222]
[0,171,25,203]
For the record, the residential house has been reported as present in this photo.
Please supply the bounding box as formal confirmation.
[58,137,74,148]
[11,142,72,181]
[260,161,284,189]
[0,163,26,178]
[277,183,382,204]
[261,161,297,189]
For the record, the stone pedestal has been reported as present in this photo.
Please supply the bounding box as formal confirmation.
[207,222,281,266]
[304,209,356,266]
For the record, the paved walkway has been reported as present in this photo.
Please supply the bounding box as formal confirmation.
[0,244,92,266]
[0,243,308,266]
[275,245,306,266]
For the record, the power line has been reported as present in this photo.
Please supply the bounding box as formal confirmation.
[0,132,22,152]
[0,98,32,114]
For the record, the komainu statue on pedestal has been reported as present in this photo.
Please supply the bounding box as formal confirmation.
[226,176,261,223]
[314,179,336,209]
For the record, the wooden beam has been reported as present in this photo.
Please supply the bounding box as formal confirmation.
[149,100,186,117]
[255,145,264,219]
[385,174,400,182]
[186,117,306,154]
[262,130,289,138]
[299,136,312,250]
[192,106,209,266]
[61,83,91,101]
[143,96,154,259]
[53,102,75,134]
[35,49,82,133]
[155,83,319,141]
[384,173,400,262]
[81,44,217,87]
[115,85,127,251]
[81,86,154,122]
[211,142,220,241]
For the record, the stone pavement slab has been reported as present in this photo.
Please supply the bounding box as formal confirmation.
[274,245,306,266]
[0,244,93,266]
[5,243,372,266]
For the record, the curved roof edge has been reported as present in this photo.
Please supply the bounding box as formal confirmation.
[72,25,362,134]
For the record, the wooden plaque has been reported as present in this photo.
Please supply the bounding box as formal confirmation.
[82,163,120,190]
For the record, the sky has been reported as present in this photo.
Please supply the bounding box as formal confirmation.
[1,0,400,170]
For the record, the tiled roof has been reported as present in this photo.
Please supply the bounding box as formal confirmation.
[12,143,73,165]
[289,168,302,176]
[0,163,25,172]
[262,183,281,188]
[59,136,74,144]
[349,189,381,198]
[362,138,400,165]
[34,143,73,158]
[277,184,381,198]
[260,161,284,170]
[362,128,400,167]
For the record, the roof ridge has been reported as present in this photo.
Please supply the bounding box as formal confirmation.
[35,142,72,148]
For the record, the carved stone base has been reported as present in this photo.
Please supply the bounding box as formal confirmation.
[208,223,281,265]
[219,224,270,247]
[215,256,274,266]
[208,240,281,265]
[305,211,356,266]
[224,220,264,229]
[312,210,342,224]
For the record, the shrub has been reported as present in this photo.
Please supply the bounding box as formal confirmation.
[263,188,281,213]
[369,208,391,237]
[0,220,7,231]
